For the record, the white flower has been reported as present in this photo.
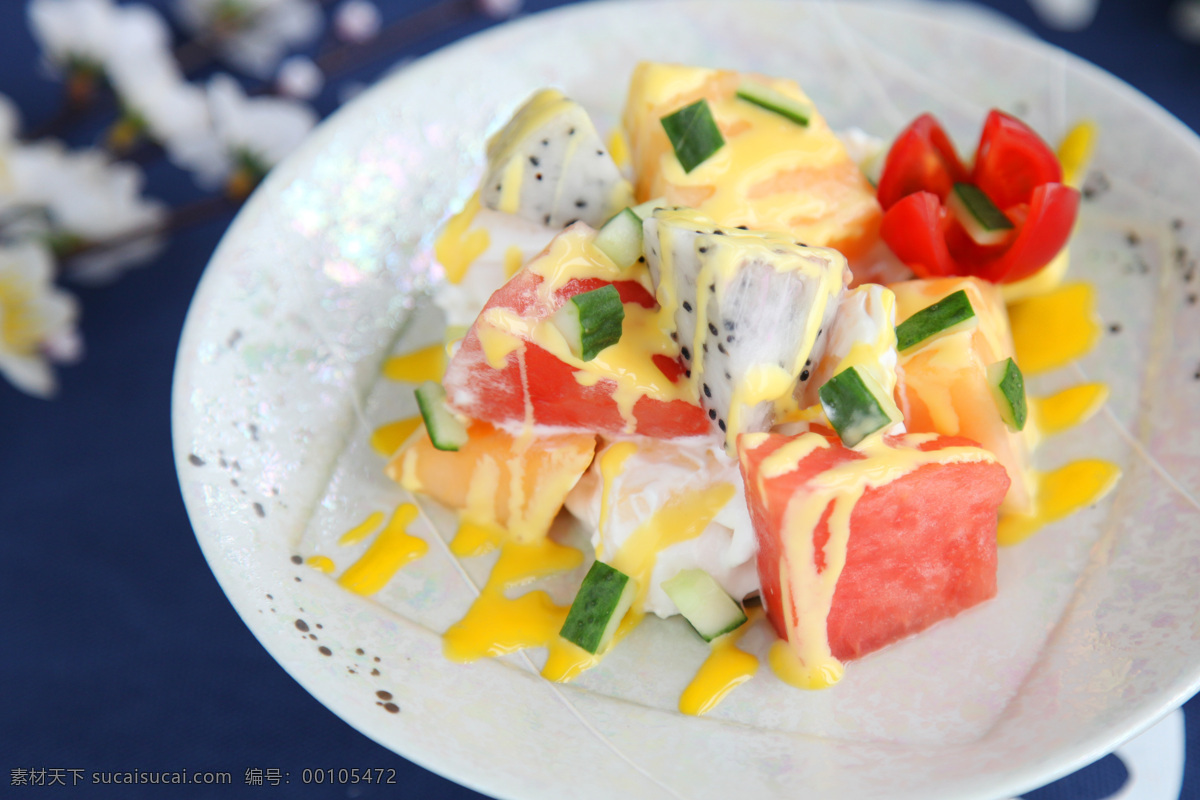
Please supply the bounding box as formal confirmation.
[1026,0,1100,31]
[29,0,171,76]
[105,35,217,172]
[1,142,168,283]
[1172,0,1200,42]
[176,0,323,79]
[185,74,316,192]
[0,95,20,144]
[477,0,523,19]
[334,0,381,43]
[276,55,325,100]
[0,241,81,398]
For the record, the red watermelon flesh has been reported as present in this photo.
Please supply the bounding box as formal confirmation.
[738,431,1008,664]
[443,253,710,438]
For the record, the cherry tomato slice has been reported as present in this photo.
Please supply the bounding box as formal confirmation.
[971,110,1063,210]
[879,191,959,278]
[971,183,1080,283]
[876,114,969,210]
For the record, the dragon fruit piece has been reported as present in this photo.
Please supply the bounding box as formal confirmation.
[480,89,634,229]
[796,283,902,409]
[794,283,905,438]
[644,208,847,451]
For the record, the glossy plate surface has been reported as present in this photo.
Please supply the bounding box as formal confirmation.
[172,2,1200,797]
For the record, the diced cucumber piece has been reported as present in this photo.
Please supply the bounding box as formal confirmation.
[947,182,1014,246]
[560,561,637,654]
[661,569,748,642]
[595,207,643,270]
[551,285,625,361]
[987,357,1028,431]
[414,381,468,451]
[735,81,811,126]
[631,197,667,220]
[895,289,977,352]
[661,99,724,173]
[818,366,900,448]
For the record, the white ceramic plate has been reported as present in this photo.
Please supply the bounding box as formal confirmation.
[172,2,1200,798]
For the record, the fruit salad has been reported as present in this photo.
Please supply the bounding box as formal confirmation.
[381,62,1120,708]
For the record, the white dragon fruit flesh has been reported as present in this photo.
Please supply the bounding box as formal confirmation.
[480,89,633,229]
[796,283,902,409]
[643,208,847,451]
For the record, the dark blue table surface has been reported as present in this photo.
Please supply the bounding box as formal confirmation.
[3,1,1199,798]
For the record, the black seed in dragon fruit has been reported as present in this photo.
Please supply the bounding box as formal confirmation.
[480,89,634,229]
[643,208,848,451]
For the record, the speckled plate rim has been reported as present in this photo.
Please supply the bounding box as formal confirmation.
[172,2,1200,799]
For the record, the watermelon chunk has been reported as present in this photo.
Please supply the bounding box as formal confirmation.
[737,430,1008,683]
[443,224,710,438]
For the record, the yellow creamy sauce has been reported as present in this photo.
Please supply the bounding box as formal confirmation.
[442,534,582,662]
[997,461,1122,547]
[611,482,736,610]
[438,460,735,684]
[503,244,524,278]
[339,510,386,546]
[306,555,335,573]
[1001,283,1119,543]
[383,344,445,383]
[662,98,842,233]
[607,128,630,170]
[369,415,422,457]
[1009,283,1101,375]
[595,441,639,561]
[1033,383,1109,436]
[337,504,427,596]
[679,608,761,716]
[434,192,490,284]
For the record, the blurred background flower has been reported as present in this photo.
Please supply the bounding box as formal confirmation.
[201,73,317,195]
[0,240,81,397]
[175,0,323,77]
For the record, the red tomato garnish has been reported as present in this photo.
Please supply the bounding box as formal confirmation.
[875,114,969,211]
[879,192,956,278]
[875,110,1077,284]
[970,183,1079,283]
[971,110,1064,209]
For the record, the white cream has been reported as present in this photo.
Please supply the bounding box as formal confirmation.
[564,436,759,617]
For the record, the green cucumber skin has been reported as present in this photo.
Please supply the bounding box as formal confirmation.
[989,357,1028,431]
[660,99,725,173]
[948,182,1013,246]
[567,285,625,361]
[661,568,747,642]
[951,183,1013,232]
[560,561,633,654]
[896,289,977,351]
[735,82,811,126]
[414,381,468,451]
[818,366,894,448]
